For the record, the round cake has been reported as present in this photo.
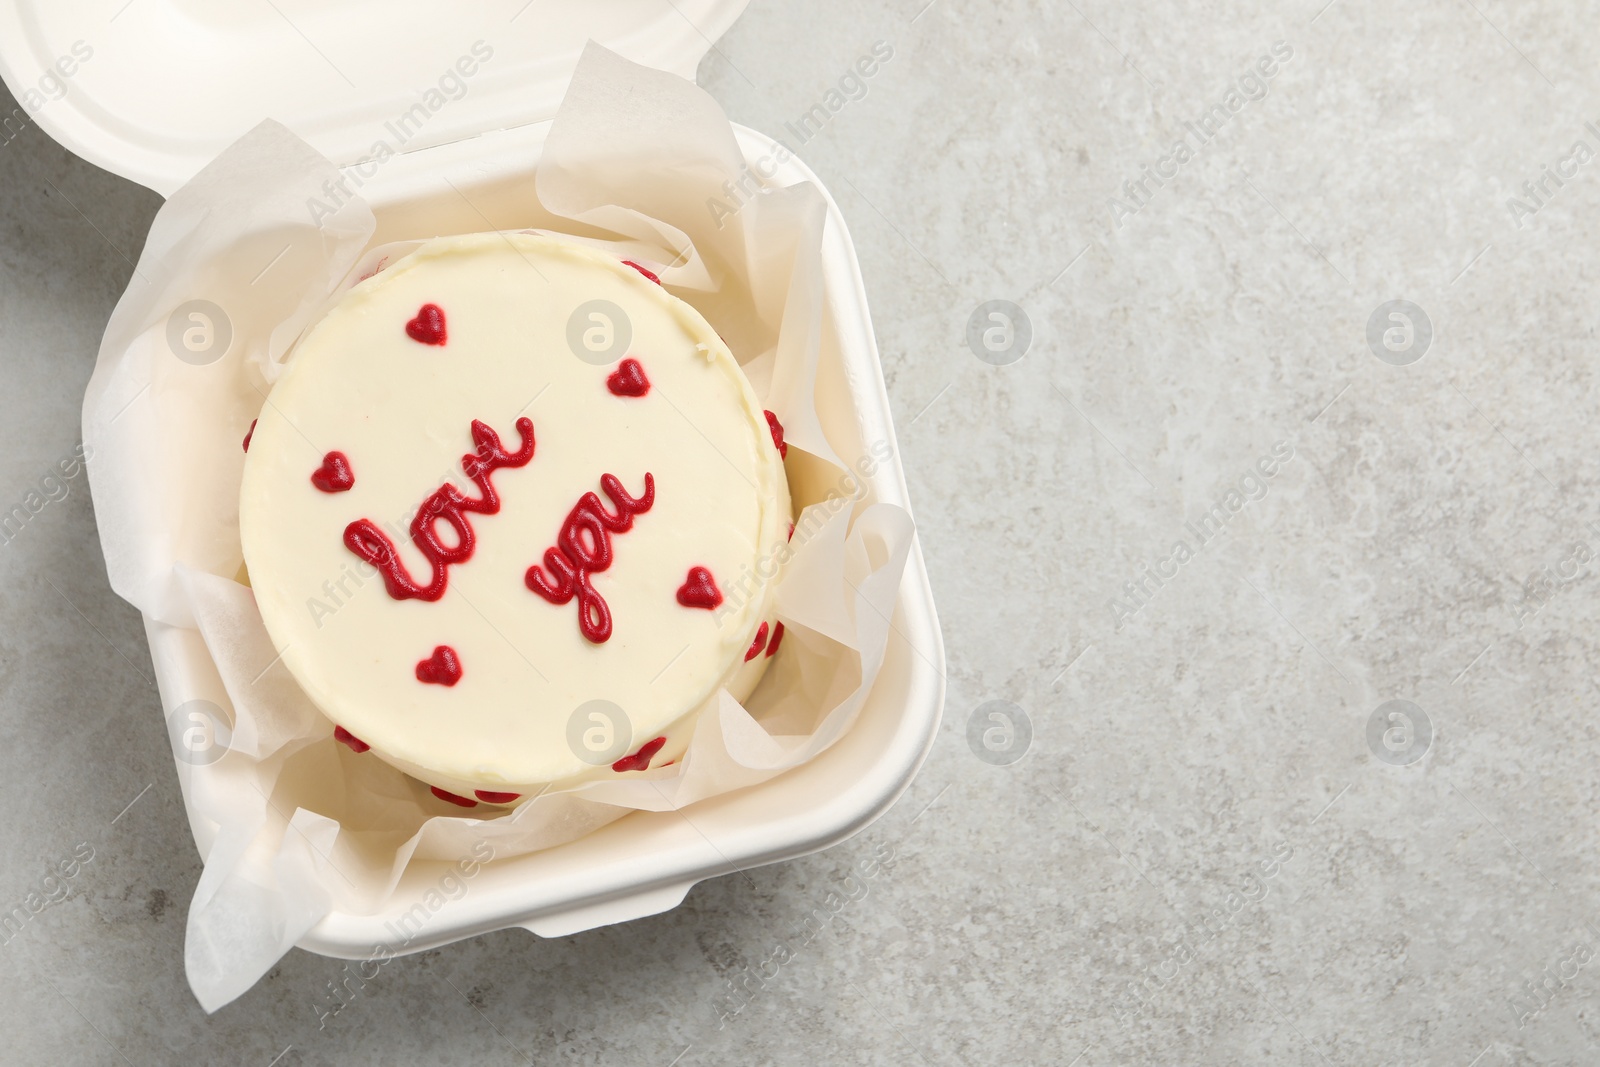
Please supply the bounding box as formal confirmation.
[239,232,792,807]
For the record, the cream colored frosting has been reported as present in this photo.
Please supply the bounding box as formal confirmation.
[240,232,789,803]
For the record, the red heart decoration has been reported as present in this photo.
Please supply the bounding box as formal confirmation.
[606,357,650,397]
[415,645,463,686]
[745,621,769,662]
[405,303,448,345]
[474,789,521,804]
[333,725,369,753]
[242,418,257,453]
[764,410,788,459]
[430,785,478,808]
[612,736,667,772]
[676,566,723,610]
[310,450,354,493]
[765,621,785,658]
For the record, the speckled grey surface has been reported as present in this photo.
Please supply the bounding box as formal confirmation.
[3,0,1598,1063]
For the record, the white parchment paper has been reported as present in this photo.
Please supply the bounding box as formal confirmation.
[82,45,913,1012]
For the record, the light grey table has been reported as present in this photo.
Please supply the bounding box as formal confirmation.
[3,1,1597,1063]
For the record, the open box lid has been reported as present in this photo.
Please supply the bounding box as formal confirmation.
[0,0,749,197]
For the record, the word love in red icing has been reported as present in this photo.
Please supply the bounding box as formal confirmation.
[525,474,655,643]
[676,566,722,609]
[343,417,535,601]
[606,357,650,397]
[311,451,354,493]
[406,303,447,345]
[415,645,462,686]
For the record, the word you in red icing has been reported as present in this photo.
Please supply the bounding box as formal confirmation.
[676,566,722,610]
[606,357,650,397]
[612,736,666,772]
[406,303,448,345]
[764,410,788,459]
[333,726,369,753]
[343,417,535,602]
[415,645,463,687]
[525,473,656,644]
[745,621,769,661]
[311,451,354,493]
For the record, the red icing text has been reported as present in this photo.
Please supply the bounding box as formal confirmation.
[524,473,655,643]
[342,417,536,601]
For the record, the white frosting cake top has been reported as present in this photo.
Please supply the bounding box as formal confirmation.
[239,232,790,798]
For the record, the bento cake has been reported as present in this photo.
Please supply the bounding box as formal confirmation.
[239,232,791,807]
